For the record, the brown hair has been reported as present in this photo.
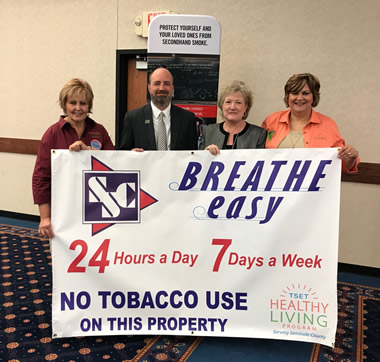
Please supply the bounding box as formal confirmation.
[284,73,320,107]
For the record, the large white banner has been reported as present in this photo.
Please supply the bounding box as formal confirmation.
[51,149,341,347]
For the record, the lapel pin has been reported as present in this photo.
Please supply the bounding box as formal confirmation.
[145,119,151,124]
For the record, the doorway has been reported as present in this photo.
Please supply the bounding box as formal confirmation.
[115,49,147,148]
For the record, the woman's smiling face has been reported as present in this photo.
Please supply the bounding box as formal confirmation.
[65,93,89,123]
[288,84,313,115]
[222,91,248,123]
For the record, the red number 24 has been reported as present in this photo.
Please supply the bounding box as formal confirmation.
[67,239,110,273]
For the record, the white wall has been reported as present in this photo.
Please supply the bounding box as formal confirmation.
[0,0,379,267]
[0,0,117,141]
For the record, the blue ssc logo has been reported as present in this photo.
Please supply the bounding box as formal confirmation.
[83,171,140,223]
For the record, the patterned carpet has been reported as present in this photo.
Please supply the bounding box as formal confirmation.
[0,224,201,361]
[310,282,380,362]
[1,222,379,362]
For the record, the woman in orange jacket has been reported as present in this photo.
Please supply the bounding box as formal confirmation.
[262,73,359,173]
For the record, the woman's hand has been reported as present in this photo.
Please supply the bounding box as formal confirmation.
[69,141,90,152]
[38,203,54,238]
[338,145,359,170]
[205,144,220,155]
[39,217,54,239]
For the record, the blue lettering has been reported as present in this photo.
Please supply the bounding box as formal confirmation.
[259,197,284,224]
[208,196,225,219]
[184,290,198,308]
[245,196,262,219]
[283,160,311,191]
[112,291,125,308]
[221,292,234,310]
[201,161,224,190]
[308,160,332,191]
[80,318,101,332]
[225,161,246,190]
[265,161,288,191]
[98,291,111,308]
[236,292,248,310]
[226,196,246,219]
[128,291,140,308]
[141,292,155,308]
[241,161,264,191]
[156,290,168,308]
[61,291,91,310]
[170,290,183,308]
[178,162,202,190]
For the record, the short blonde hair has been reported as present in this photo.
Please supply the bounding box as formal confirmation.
[218,81,253,120]
[284,73,320,107]
[59,78,94,113]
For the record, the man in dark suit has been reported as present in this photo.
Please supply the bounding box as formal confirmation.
[119,67,198,151]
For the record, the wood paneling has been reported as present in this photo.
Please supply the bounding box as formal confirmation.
[341,162,380,185]
[0,137,40,155]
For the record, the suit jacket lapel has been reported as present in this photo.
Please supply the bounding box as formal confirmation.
[170,105,180,150]
[144,105,156,149]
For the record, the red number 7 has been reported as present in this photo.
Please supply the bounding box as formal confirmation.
[212,239,232,272]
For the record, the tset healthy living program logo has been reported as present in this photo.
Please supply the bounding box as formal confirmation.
[83,156,157,235]
[270,283,329,341]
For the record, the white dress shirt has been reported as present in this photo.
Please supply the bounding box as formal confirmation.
[151,102,171,150]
